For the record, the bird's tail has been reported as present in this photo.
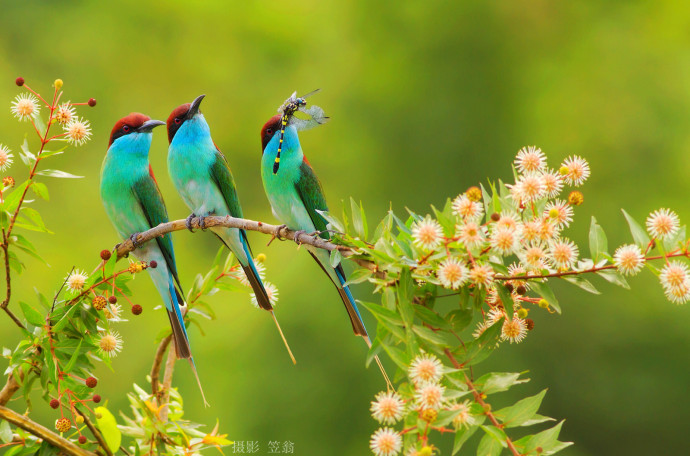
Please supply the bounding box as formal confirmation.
[166,277,209,406]
[239,236,296,365]
[334,267,393,390]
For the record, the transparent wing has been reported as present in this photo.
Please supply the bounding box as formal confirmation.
[289,105,329,131]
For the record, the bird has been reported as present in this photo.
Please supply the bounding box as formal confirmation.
[100,113,207,405]
[166,95,295,364]
[260,110,393,390]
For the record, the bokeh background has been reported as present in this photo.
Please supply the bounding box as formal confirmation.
[1,1,689,454]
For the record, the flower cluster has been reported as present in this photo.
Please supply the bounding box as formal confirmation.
[369,353,478,455]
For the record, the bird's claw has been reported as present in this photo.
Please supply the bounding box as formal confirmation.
[185,213,197,232]
[267,224,288,246]
[129,232,142,249]
[293,230,307,244]
[198,215,208,230]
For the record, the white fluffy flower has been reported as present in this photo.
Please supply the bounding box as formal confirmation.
[409,353,444,384]
[548,238,579,269]
[514,146,546,174]
[437,257,469,290]
[613,244,645,276]
[370,391,405,425]
[370,428,402,456]
[11,93,40,121]
[412,216,444,251]
[560,155,590,186]
[452,194,484,221]
[646,208,679,240]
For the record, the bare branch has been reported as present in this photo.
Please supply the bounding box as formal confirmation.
[0,405,97,456]
[159,343,177,423]
[115,216,349,260]
[151,335,172,402]
[0,372,21,406]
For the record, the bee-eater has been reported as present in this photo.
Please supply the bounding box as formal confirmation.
[260,113,392,389]
[100,113,207,404]
[166,95,295,364]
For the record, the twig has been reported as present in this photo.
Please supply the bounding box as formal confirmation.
[159,343,177,422]
[76,409,113,456]
[0,405,96,456]
[151,335,172,402]
[444,349,521,456]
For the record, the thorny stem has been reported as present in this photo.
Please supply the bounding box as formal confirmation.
[444,349,522,456]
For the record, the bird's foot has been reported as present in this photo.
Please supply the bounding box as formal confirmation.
[267,224,288,246]
[293,230,307,245]
[198,215,208,230]
[185,213,197,232]
[129,232,142,249]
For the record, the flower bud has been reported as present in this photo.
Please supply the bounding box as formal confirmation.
[490,213,500,222]
[92,296,107,311]
[466,186,482,202]
[568,191,584,206]
[93,394,101,403]
[55,417,71,433]
[53,79,63,91]
[538,298,549,308]
[256,253,266,263]
[78,435,87,444]
[516,285,527,295]
[517,308,529,319]
[85,376,97,388]
[100,249,112,260]
[49,398,60,409]
[88,98,97,107]
[526,318,535,330]
[75,415,84,424]
[108,295,117,304]
[15,77,25,86]
[149,260,157,269]
[131,304,143,315]
[3,176,15,188]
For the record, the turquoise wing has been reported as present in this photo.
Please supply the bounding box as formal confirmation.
[295,160,330,240]
[132,168,183,292]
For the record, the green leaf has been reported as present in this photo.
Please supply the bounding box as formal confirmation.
[494,389,547,428]
[31,182,49,201]
[596,269,630,289]
[396,269,415,327]
[412,325,449,347]
[530,281,561,314]
[52,302,80,332]
[95,406,122,453]
[621,209,650,248]
[19,301,44,326]
[477,372,528,394]
[519,420,569,455]
[19,138,36,166]
[359,301,404,327]
[329,249,342,268]
[35,169,83,179]
[495,284,514,317]
[589,216,608,260]
[2,180,31,213]
[0,419,12,443]
[561,275,600,294]
[477,429,505,456]
[343,268,372,286]
[350,197,368,240]
[19,207,50,232]
[453,425,479,455]
[63,339,83,373]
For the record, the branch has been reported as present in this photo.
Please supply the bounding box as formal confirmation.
[159,343,177,423]
[151,335,172,402]
[444,349,521,456]
[0,405,96,456]
[115,216,349,260]
[0,371,22,406]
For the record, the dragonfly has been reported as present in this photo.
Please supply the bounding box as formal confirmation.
[273,89,329,174]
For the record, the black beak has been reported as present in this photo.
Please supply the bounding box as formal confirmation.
[137,119,165,133]
[188,94,206,118]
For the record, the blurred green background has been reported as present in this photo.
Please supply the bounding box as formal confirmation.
[1,1,690,454]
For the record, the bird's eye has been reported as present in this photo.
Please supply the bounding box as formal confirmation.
[174,117,182,125]
[122,125,130,133]
[266,128,272,135]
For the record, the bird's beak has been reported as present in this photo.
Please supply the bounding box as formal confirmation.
[138,119,166,133]
[188,94,206,118]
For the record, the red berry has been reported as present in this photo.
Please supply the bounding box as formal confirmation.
[526,318,535,331]
[15,77,24,86]
[131,304,143,315]
[88,98,97,107]
[490,212,500,222]
[85,376,97,388]
[49,398,59,409]
[516,285,527,295]
[78,436,87,444]
[100,249,112,260]
[108,295,117,304]
[92,394,101,403]
[149,260,157,269]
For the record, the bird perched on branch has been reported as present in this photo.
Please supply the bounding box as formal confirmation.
[100,113,207,405]
[260,91,392,390]
[166,95,295,364]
